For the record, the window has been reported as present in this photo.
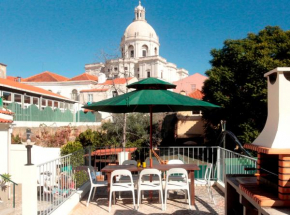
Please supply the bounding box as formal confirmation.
[154,47,157,55]
[131,50,134,57]
[60,102,64,109]
[54,101,58,109]
[24,96,31,105]
[142,45,148,57]
[107,68,110,72]
[47,100,53,107]
[114,67,118,71]
[137,68,139,72]
[147,71,150,78]
[88,94,93,102]
[2,91,12,101]
[124,67,128,71]
[14,94,21,103]
[191,84,196,91]
[42,99,47,106]
[33,97,39,106]
[72,89,78,101]
[137,74,140,79]
[142,50,146,57]
[112,91,118,97]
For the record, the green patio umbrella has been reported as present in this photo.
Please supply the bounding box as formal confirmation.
[83,77,220,167]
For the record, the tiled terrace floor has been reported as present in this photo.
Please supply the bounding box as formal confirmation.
[69,186,225,215]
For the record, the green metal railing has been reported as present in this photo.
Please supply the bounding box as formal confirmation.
[7,102,101,122]
[0,174,18,208]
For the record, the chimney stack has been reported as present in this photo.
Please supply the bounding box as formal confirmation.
[0,63,7,79]
[253,67,290,149]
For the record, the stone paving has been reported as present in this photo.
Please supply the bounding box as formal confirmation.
[69,186,225,215]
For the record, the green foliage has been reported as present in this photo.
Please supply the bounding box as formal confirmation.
[0,173,11,183]
[202,26,290,145]
[74,170,89,188]
[60,141,84,168]
[11,134,21,144]
[60,141,83,156]
[76,129,112,148]
[101,113,162,148]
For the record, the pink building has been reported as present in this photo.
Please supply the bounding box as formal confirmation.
[173,73,208,95]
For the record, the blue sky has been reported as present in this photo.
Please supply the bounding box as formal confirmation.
[1,0,289,78]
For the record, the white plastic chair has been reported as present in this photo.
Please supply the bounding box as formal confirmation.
[164,168,191,210]
[86,167,107,207]
[109,169,136,212]
[194,163,215,204]
[117,160,139,199]
[167,159,185,181]
[137,168,164,211]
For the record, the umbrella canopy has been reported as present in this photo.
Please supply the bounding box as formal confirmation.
[83,77,220,167]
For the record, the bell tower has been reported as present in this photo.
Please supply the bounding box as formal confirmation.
[134,1,146,21]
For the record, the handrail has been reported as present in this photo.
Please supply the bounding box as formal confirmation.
[217,130,253,157]
[0,174,18,208]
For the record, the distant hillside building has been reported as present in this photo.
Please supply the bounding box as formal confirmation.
[85,2,189,83]
[173,73,208,95]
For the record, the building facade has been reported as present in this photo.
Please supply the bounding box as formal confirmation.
[85,2,189,83]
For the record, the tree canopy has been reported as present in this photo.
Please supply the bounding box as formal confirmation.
[202,26,290,145]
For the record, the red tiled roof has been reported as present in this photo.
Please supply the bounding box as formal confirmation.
[68,73,98,82]
[91,147,137,156]
[0,78,73,101]
[80,88,109,93]
[100,77,134,85]
[0,118,13,123]
[22,71,69,82]
[83,109,94,113]
[7,76,18,81]
[188,89,204,100]
[0,110,14,115]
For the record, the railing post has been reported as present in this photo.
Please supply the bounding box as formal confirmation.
[22,165,37,215]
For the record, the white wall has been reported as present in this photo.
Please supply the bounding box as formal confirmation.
[10,144,60,183]
[0,128,9,174]
[13,121,101,128]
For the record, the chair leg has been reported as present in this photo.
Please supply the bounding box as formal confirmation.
[164,188,168,211]
[132,189,136,210]
[208,186,215,204]
[187,188,191,210]
[118,191,122,200]
[160,189,164,211]
[137,189,141,211]
[109,190,112,212]
[86,187,93,207]
[185,189,188,203]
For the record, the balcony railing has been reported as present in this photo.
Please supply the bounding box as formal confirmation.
[35,146,257,214]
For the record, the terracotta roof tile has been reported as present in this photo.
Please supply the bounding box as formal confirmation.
[100,77,134,85]
[80,88,109,93]
[68,73,98,82]
[188,89,204,100]
[0,78,73,101]
[7,76,18,82]
[0,110,14,115]
[22,71,69,82]
[0,118,13,123]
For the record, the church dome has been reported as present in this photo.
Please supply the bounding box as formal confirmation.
[124,20,159,43]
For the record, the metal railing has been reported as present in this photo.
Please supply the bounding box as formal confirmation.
[0,174,18,208]
[35,145,257,214]
[36,147,90,215]
[217,148,257,185]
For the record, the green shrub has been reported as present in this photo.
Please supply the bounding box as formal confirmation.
[74,170,89,188]
[60,141,83,156]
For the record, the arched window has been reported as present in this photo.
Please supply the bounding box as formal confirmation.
[128,45,134,58]
[71,89,78,101]
[142,45,148,57]
[147,69,150,78]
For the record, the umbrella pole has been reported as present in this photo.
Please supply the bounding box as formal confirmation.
[150,106,153,168]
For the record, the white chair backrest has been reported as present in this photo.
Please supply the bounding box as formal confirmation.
[111,169,133,185]
[166,168,188,183]
[122,160,137,166]
[88,167,95,184]
[145,157,159,166]
[168,159,184,164]
[204,163,213,182]
[139,168,162,183]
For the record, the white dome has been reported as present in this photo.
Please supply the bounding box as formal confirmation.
[124,20,159,43]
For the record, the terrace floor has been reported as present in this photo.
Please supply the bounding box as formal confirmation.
[69,186,225,215]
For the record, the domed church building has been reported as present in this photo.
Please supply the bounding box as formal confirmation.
[85,1,189,83]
